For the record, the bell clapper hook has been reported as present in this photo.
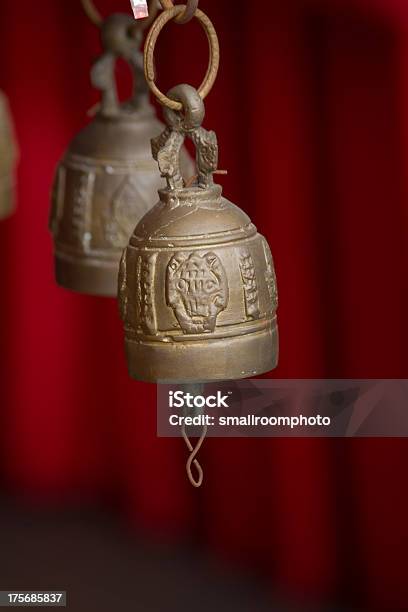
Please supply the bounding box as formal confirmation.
[180,383,207,488]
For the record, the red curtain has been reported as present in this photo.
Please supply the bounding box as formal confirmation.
[1,0,408,609]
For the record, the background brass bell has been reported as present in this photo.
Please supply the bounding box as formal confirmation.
[50,13,193,297]
[119,85,278,383]
[0,89,18,220]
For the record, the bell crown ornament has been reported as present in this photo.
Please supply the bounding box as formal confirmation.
[49,2,192,297]
[119,83,279,383]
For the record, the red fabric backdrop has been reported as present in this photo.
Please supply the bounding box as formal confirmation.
[1,0,408,609]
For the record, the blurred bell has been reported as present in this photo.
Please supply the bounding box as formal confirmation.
[0,90,18,220]
[50,14,193,297]
[119,85,278,383]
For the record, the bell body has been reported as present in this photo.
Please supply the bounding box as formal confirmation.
[0,90,18,219]
[50,13,193,297]
[51,106,192,296]
[119,184,278,383]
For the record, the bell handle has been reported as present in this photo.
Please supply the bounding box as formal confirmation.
[151,84,218,189]
[90,12,154,117]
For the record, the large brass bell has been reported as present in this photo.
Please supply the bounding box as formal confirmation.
[50,9,193,296]
[119,84,279,383]
[0,90,18,219]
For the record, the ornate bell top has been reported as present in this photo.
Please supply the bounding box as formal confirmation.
[92,13,150,118]
[131,184,256,246]
[66,11,160,162]
[129,84,258,244]
[66,108,160,162]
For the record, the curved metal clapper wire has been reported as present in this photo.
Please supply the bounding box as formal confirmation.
[180,384,207,488]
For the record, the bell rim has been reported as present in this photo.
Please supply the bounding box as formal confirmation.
[124,320,279,384]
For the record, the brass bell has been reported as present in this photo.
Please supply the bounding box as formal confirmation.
[119,85,278,383]
[0,90,18,220]
[50,12,193,296]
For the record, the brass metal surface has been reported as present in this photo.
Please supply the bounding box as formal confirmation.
[50,13,193,297]
[0,90,18,220]
[119,85,278,383]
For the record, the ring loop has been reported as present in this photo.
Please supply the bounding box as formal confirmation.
[144,6,220,111]
[160,0,198,24]
[163,84,205,131]
[81,0,159,29]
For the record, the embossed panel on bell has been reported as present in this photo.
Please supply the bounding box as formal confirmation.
[119,85,278,383]
[0,90,18,220]
[50,13,193,297]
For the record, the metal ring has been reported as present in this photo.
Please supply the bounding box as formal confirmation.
[81,0,159,29]
[144,6,220,111]
[163,84,205,131]
[160,0,198,24]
